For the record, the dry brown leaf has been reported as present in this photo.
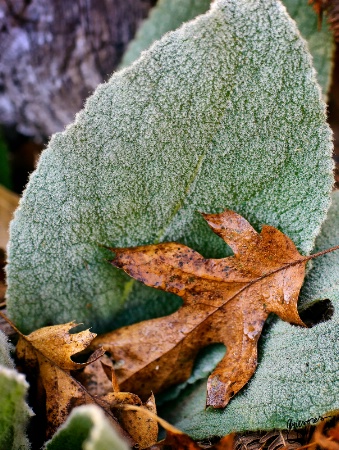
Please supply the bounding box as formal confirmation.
[0,315,132,442]
[92,210,333,408]
[100,362,158,449]
[0,185,19,251]
[309,0,339,41]
[309,419,339,450]
[74,355,158,447]
[0,186,19,304]
[122,404,234,449]
[74,354,114,397]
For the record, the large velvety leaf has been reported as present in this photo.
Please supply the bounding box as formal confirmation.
[119,0,211,69]
[283,0,334,95]
[44,405,130,450]
[121,0,333,94]
[7,0,333,334]
[0,331,31,450]
[163,191,339,438]
[0,329,14,368]
[156,344,225,405]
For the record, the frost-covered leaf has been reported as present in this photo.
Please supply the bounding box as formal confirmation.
[156,344,225,405]
[44,404,130,450]
[120,0,333,94]
[119,0,211,69]
[0,329,14,368]
[0,331,31,450]
[7,0,333,334]
[283,0,334,95]
[162,191,339,438]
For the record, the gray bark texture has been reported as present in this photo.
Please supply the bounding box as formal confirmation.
[0,0,154,139]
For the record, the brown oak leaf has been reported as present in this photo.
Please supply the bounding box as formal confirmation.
[2,317,133,443]
[92,210,311,408]
[121,404,234,449]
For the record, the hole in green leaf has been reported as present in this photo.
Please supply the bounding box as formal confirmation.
[299,299,334,328]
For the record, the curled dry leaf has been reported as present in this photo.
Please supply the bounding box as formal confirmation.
[92,210,319,408]
[0,316,131,442]
[74,354,114,398]
[74,357,158,447]
[100,362,158,449]
[122,404,234,450]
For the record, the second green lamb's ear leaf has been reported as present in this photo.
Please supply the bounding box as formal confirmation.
[44,405,130,450]
[0,330,14,368]
[162,191,339,438]
[0,330,32,450]
[157,344,226,406]
[283,0,334,96]
[0,367,31,450]
[119,0,211,69]
[7,0,333,334]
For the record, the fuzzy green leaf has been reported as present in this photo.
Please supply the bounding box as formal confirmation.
[7,0,333,334]
[157,344,225,406]
[0,331,31,450]
[0,329,14,369]
[120,0,334,95]
[283,0,334,96]
[44,405,130,450]
[162,191,339,438]
[119,0,211,69]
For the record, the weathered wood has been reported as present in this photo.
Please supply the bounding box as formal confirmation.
[0,0,155,139]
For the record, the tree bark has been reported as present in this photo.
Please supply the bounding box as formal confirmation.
[0,0,154,139]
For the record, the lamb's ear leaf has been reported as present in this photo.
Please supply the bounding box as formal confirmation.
[161,191,339,438]
[120,0,333,95]
[44,405,130,450]
[119,0,211,69]
[283,0,334,96]
[0,329,14,368]
[156,343,226,406]
[7,0,333,334]
[0,331,32,450]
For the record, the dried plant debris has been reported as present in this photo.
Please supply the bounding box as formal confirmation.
[10,318,129,440]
